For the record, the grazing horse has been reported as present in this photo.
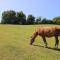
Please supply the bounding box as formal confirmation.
[30,27,60,48]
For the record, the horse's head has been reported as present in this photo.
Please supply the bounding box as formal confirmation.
[30,36,34,45]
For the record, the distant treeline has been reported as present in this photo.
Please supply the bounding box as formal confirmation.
[1,10,60,25]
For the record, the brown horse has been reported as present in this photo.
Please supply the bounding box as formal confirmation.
[30,27,60,48]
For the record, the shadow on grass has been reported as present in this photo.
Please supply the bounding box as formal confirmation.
[33,45,60,51]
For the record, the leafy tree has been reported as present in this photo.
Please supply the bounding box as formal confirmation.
[53,16,60,24]
[41,18,47,24]
[46,20,53,24]
[27,14,35,24]
[1,10,16,24]
[16,11,26,24]
[35,17,41,24]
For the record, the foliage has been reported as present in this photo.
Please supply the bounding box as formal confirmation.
[53,16,60,24]
[27,14,35,24]
[41,18,47,24]
[16,11,26,24]
[35,17,41,24]
[1,10,16,24]
[1,10,60,25]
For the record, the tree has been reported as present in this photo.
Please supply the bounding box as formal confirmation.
[1,10,16,24]
[35,17,41,24]
[41,18,47,24]
[27,14,35,24]
[53,16,60,24]
[16,11,26,24]
[46,20,53,24]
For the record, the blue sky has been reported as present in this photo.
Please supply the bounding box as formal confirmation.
[0,0,60,21]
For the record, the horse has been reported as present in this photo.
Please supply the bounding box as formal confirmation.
[30,27,60,48]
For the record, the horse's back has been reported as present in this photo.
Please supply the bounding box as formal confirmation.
[36,27,58,37]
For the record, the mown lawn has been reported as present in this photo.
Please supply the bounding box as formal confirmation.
[0,24,60,60]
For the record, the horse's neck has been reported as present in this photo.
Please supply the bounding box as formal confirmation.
[33,32,38,39]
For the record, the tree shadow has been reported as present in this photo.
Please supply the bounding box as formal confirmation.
[33,44,60,51]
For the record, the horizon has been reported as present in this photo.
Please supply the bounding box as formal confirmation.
[0,0,60,22]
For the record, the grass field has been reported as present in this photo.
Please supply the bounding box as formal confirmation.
[0,24,60,60]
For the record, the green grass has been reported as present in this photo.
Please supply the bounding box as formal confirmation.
[0,24,60,60]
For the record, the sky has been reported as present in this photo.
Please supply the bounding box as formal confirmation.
[0,0,60,22]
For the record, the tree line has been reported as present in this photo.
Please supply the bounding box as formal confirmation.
[1,10,60,25]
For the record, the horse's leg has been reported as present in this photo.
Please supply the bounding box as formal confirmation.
[42,36,48,48]
[55,36,59,48]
